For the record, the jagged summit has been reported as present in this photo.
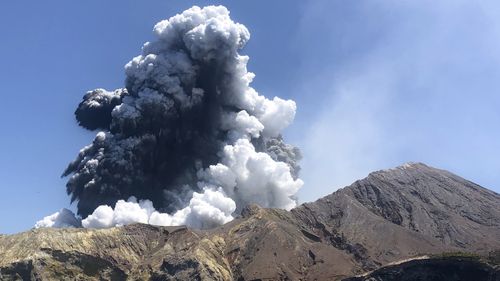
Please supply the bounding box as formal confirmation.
[1,163,499,280]
[369,161,469,181]
[381,161,428,170]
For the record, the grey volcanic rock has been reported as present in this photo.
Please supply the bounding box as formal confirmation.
[293,163,500,270]
[343,163,499,251]
[1,163,499,280]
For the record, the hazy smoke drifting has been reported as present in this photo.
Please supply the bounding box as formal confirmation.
[35,209,81,228]
[36,5,302,230]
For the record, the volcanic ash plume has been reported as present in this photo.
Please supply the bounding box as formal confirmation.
[36,5,303,229]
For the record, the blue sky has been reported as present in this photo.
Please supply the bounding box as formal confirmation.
[1,1,499,234]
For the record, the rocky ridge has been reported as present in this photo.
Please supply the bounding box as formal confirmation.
[1,163,499,280]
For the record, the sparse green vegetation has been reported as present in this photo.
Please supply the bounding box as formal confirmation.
[487,250,500,265]
[430,251,482,260]
[427,251,500,266]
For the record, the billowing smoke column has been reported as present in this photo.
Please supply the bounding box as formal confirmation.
[37,5,303,229]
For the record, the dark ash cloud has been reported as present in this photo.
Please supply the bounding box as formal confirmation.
[45,6,303,229]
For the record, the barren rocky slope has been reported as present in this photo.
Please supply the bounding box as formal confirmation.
[292,163,500,266]
[1,163,499,280]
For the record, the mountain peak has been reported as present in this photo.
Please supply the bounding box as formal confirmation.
[373,162,444,176]
[330,162,500,250]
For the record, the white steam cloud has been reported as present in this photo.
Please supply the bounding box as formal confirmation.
[81,192,235,229]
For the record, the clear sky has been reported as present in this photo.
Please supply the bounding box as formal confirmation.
[1,0,499,234]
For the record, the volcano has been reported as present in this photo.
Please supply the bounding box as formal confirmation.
[1,163,499,280]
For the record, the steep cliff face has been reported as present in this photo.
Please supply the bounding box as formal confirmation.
[1,163,499,280]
